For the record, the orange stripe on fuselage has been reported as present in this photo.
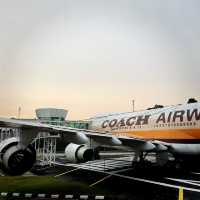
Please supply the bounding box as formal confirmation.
[111,129,200,140]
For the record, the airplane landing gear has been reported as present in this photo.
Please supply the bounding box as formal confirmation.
[132,151,152,170]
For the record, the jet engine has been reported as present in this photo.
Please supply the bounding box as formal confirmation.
[65,143,97,163]
[0,137,36,175]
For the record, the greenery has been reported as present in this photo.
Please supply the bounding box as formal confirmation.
[0,176,108,195]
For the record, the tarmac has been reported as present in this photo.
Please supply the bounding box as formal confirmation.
[34,153,200,200]
[1,153,200,199]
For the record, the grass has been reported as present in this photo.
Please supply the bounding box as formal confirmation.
[0,176,108,195]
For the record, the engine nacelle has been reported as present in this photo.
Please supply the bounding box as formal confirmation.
[0,137,36,175]
[65,143,95,163]
[169,144,200,156]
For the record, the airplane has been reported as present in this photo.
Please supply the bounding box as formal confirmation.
[0,101,199,175]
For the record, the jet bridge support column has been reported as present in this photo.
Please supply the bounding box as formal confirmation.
[34,133,59,166]
[42,136,57,166]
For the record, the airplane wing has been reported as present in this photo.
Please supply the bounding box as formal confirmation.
[0,117,47,129]
[0,117,159,152]
[0,117,55,146]
[0,116,197,175]
[56,127,156,151]
[0,117,173,175]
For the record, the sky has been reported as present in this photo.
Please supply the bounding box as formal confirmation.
[0,0,200,119]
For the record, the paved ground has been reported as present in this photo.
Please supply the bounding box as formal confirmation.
[42,155,200,200]
[1,153,200,199]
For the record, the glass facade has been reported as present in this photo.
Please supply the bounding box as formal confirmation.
[40,118,89,129]
[66,121,89,129]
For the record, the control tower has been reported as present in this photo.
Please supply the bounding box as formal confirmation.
[35,108,68,125]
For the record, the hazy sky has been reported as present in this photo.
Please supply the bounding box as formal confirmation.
[0,0,200,119]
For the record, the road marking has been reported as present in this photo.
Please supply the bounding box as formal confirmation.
[52,161,200,193]
[0,192,105,200]
[191,172,200,175]
[65,194,73,199]
[166,177,200,187]
[166,178,200,184]
[80,195,89,199]
[185,180,200,183]
[54,168,80,177]
[90,174,113,187]
[178,187,184,200]
[111,167,133,174]
[55,157,132,171]
[53,161,131,173]
[38,194,46,198]
[110,173,200,193]
[12,193,20,197]
[1,192,7,196]
[25,193,32,198]
[89,168,133,187]
[95,196,104,199]
[51,194,59,198]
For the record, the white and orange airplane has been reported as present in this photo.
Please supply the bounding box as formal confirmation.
[90,102,200,143]
[0,101,199,175]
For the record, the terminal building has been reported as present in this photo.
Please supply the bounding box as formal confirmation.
[35,108,89,129]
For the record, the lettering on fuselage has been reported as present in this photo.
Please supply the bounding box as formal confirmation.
[156,109,200,124]
[101,115,151,130]
[101,108,200,130]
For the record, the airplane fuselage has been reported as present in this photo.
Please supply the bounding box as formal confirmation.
[89,103,200,143]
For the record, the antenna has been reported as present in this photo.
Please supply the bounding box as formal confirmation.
[132,100,135,112]
[18,106,21,119]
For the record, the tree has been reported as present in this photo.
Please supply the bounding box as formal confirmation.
[187,98,198,104]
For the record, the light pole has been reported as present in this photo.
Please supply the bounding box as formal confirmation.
[132,100,135,112]
[18,106,21,119]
